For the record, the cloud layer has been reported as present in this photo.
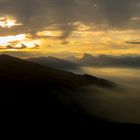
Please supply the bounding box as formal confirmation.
[0,0,140,37]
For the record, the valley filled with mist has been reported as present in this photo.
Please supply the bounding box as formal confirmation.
[74,67,140,124]
[27,54,140,125]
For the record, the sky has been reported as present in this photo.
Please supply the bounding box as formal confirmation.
[0,0,140,57]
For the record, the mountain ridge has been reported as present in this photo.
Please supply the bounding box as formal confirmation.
[0,54,139,129]
[27,56,79,71]
[66,53,140,68]
[0,54,115,100]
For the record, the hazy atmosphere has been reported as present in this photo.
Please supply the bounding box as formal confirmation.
[0,0,140,129]
[75,66,140,124]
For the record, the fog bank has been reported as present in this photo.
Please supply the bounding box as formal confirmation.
[73,67,140,124]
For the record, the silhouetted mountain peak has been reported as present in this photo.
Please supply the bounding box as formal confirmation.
[0,54,30,63]
[0,54,21,62]
[65,55,77,61]
[0,54,26,60]
[27,56,79,70]
[0,54,12,58]
[82,53,95,60]
[75,53,140,68]
[41,56,64,61]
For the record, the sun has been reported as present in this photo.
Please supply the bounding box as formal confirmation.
[0,16,22,28]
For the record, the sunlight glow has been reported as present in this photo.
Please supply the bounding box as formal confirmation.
[0,34,26,46]
[0,16,22,28]
[37,30,62,37]
[0,34,40,50]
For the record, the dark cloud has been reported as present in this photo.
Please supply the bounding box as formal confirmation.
[2,44,28,50]
[32,44,40,49]
[0,0,139,38]
[60,40,69,45]
[5,45,13,49]
[126,41,140,45]
[0,43,39,50]
[97,0,140,28]
[0,0,77,37]
[20,44,27,49]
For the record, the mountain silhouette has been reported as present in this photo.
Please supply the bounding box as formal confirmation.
[0,54,115,100]
[0,54,139,129]
[67,53,140,68]
[27,56,79,71]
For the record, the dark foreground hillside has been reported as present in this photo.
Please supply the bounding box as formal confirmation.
[0,54,114,100]
[0,54,139,129]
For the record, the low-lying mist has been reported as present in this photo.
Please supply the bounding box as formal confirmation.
[72,67,140,124]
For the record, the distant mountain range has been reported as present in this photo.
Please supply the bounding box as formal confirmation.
[27,56,79,71]
[27,54,140,70]
[66,53,140,68]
